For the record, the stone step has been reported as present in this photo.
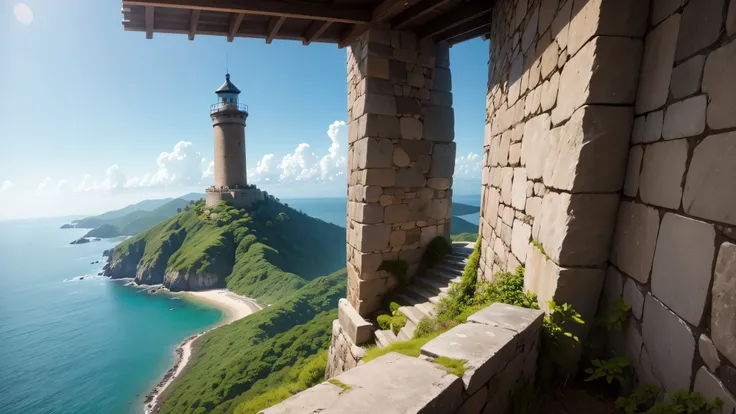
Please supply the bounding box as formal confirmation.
[396,293,421,307]
[425,269,460,285]
[398,305,425,326]
[441,259,467,271]
[434,263,464,276]
[414,276,446,294]
[397,324,415,341]
[374,329,397,349]
[405,284,441,304]
[415,301,437,319]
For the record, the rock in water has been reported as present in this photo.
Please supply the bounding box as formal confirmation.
[70,237,90,245]
[60,223,75,229]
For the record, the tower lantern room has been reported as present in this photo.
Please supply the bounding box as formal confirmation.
[215,73,241,105]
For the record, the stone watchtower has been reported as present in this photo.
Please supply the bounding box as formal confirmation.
[205,73,263,208]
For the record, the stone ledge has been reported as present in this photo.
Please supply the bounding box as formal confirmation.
[338,298,374,345]
[262,353,464,414]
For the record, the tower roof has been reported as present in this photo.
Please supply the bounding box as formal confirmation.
[215,73,241,94]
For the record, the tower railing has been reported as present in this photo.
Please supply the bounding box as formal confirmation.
[210,102,248,114]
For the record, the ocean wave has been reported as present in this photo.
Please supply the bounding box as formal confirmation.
[63,275,106,282]
[170,297,181,300]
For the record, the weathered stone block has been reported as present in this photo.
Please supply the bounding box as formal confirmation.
[525,246,604,338]
[384,204,409,224]
[424,106,455,142]
[662,95,706,140]
[623,277,644,320]
[699,334,722,373]
[521,114,551,180]
[712,242,736,367]
[395,167,426,188]
[355,137,394,169]
[365,56,389,79]
[468,302,545,334]
[642,294,695,393]
[639,139,688,209]
[642,110,663,143]
[635,14,680,114]
[361,168,396,187]
[434,67,452,92]
[352,222,391,252]
[631,115,645,144]
[537,191,619,266]
[357,93,397,117]
[429,143,456,178]
[421,322,517,395]
[551,0,572,50]
[399,117,422,140]
[683,132,736,226]
[541,71,559,111]
[670,55,705,100]
[511,219,532,264]
[393,147,410,167]
[650,0,680,26]
[431,90,453,108]
[651,214,715,325]
[545,106,632,193]
[703,39,736,130]
[567,0,648,57]
[603,265,624,300]
[428,177,451,190]
[338,298,374,345]
[623,145,643,197]
[539,0,559,34]
[610,202,660,284]
[348,201,384,224]
[553,37,642,125]
[694,367,736,414]
[675,0,724,61]
[456,386,487,414]
[511,168,527,210]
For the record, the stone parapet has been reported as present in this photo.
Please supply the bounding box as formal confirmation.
[263,303,544,414]
[205,187,264,208]
[346,26,455,316]
[325,319,366,380]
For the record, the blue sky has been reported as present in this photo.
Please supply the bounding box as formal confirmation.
[0,1,488,219]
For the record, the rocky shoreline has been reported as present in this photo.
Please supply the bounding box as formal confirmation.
[144,333,200,414]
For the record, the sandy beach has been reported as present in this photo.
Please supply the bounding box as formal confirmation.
[144,289,262,413]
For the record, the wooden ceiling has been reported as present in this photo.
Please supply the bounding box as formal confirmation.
[121,0,493,46]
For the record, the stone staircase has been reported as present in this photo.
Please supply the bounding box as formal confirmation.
[374,241,474,348]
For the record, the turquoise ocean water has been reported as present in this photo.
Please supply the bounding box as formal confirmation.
[0,195,480,414]
[0,219,223,414]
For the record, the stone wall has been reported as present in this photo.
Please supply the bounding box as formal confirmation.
[346,26,456,317]
[204,188,264,208]
[478,0,646,351]
[604,0,736,407]
[264,303,544,414]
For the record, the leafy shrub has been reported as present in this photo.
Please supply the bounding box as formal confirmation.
[598,296,632,330]
[423,236,452,268]
[413,317,438,338]
[377,314,391,330]
[584,356,629,386]
[538,301,585,383]
[616,386,722,414]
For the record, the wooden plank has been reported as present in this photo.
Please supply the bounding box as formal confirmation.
[145,6,154,39]
[371,0,413,22]
[392,0,454,29]
[122,0,372,24]
[265,16,286,44]
[227,12,244,42]
[123,24,340,43]
[433,14,490,42]
[446,23,491,45]
[302,20,332,45]
[416,0,492,37]
[188,9,200,40]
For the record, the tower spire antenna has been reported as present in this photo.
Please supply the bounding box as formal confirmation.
[226,52,229,75]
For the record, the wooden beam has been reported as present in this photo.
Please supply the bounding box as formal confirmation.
[265,16,285,44]
[188,9,200,40]
[433,14,491,42]
[417,0,492,38]
[122,0,372,24]
[391,0,454,29]
[371,0,412,22]
[302,21,332,45]
[145,6,154,39]
[446,23,491,45]
[227,12,244,42]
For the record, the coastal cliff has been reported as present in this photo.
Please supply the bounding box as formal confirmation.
[102,198,345,302]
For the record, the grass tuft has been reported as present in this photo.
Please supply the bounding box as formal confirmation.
[433,356,467,377]
[327,379,352,393]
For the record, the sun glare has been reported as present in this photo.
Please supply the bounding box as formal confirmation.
[14,3,33,25]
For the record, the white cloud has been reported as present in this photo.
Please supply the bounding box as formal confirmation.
[455,152,482,178]
[37,177,52,192]
[14,3,33,25]
[0,180,13,194]
[249,120,348,184]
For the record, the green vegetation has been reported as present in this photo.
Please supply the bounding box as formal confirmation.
[450,202,481,216]
[422,236,452,268]
[77,198,194,236]
[327,379,352,392]
[530,239,546,257]
[450,232,478,242]
[363,330,445,363]
[378,260,409,285]
[108,198,344,303]
[584,356,629,386]
[597,296,632,330]
[83,223,121,238]
[616,386,721,414]
[376,301,407,335]
[159,269,347,414]
[433,356,467,377]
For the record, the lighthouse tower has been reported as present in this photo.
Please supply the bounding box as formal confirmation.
[205,73,263,208]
